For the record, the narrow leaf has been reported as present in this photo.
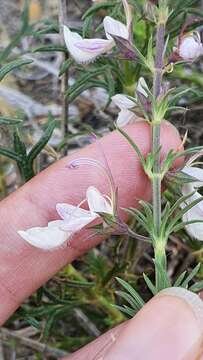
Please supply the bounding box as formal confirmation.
[0,116,23,125]
[181,263,201,288]
[174,271,187,287]
[0,59,33,81]
[0,147,22,162]
[116,277,145,309]
[143,273,157,295]
[28,119,56,164]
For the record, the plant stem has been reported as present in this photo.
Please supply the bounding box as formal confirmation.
[152,21,166,290]
[58,0,69,155]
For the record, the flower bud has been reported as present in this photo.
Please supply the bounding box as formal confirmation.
[175,32,203,62]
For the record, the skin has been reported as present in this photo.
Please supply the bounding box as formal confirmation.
[1,120,202,360]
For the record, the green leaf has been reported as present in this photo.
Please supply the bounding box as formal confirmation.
[124,207,150,233]
[65,67,108,99]
[116,277,145,309]
[67,80,108,102]
[25,316,40,329]
[82,16,93,38]
[82,1,115,20]
[0,0,30,63]
[0,59,33,81]
[181,263,201,288]
[0,147,22,162]
[174,271,187,287]
[143,273,157,295]
[189,280,203,292]
[0,116,23,125]
[116,126,145,167]
[167,195,203,235]
[33,45,66,53]
[172,219,203,233]
[27,118,56,165]
[116,290,142,311]
[59,58,73,77]
[111,304,135,317]
[13,129,27,158]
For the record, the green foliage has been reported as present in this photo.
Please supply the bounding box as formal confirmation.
[0,59,33,81]
[0,117,56,182]
[0,116,23,125]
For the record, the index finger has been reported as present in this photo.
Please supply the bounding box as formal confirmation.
[0,121,182,324]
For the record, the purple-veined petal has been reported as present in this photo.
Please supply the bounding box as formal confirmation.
[75,38,113,53]
[103,16,129,41]
[63,25,112,63]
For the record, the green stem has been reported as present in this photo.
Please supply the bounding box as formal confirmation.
[58,0,69,155]
[152,21,166,290]
[123,60,136,96]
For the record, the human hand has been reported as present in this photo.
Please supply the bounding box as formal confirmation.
[1,121,201,360]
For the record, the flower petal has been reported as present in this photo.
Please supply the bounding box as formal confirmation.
[86,186,113,215]
[182,166,203,189]
[137,77,149,98]
[103,16,129,41]
[75,39,113,53]
[181,191,203,241]
[179,34,203,61]
[56,203,98,231]
[18,220,69,250]
[63,26,112,63]
[116,109,136,127]
[112,94,135,109]
[122,0,132,31]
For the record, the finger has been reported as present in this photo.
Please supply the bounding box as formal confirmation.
[65,323,127,360]
[0,121,182,324]
[104,288,203,360]
[65,289,203,360]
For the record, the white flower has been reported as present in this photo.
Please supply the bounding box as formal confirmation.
[112,77,149,127]
[63,26,113,64]
[181,166,203,241]
[103,16,129,41]
[63,0,132,64]
[137,77,148,98]
[18,200,99,250]
[56,201,98,232]
[18,220,69,250]
[87,186,113,215]
[178,32,203,61]
[58,186,113,232]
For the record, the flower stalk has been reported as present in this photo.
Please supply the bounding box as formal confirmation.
[152,15,166,290]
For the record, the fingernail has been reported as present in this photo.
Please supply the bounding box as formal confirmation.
[159,287,203,328]
[104,287,203,360]
[159,287,203,360]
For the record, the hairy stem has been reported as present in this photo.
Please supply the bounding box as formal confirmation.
[152,21,166,290]
[58,0,69,155]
